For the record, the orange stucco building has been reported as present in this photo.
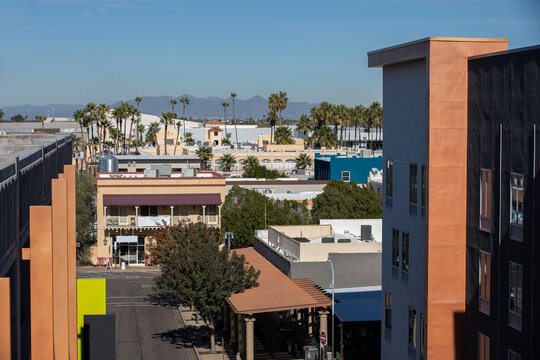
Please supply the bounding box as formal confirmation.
[369,38,508,359]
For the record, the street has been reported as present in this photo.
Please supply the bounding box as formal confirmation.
[78,269,197,360]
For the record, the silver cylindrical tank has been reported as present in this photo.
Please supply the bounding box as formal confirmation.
[98,154,118,173]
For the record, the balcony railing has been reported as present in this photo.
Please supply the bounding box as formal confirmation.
[105,215,218,228]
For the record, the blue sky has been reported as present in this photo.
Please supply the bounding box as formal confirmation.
[1,0,539,107]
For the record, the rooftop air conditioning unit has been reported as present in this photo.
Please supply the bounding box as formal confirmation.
[361,225,373,241]
[337,238,351,243]
[144,169,157,177]
[322,237,335,244]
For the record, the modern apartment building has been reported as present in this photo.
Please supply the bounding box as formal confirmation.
[95,170,226,266]
[465,46,540,360]
[368,37,508,359]
[0,134,72,360]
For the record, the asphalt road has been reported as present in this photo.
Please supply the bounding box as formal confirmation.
[78,270,197,360]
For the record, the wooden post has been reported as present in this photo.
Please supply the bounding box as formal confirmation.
[30,206,54,359]
[0,278,10,358]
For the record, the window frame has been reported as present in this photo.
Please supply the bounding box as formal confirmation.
[478,333,490,360]
[421,165,426,217]
[385,292,392,331]
[392,228,400,269]
[341,171,351,182]
[508,349,521,360]
[420,313,426,355]
[479,251,491,314]
[510,173,524,241]
[386,159,393,208]
[479,169,492,232]
[402,232,409,273]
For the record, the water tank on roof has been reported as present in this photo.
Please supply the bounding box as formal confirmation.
[98,154,118,173]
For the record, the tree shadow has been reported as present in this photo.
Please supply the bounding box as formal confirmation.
[145,293,178,308]
[152,325,210,350]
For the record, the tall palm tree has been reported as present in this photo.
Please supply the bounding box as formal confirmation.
[180,96,190,141]
[138,124,145,142]
[266,111,278,144]
[310,126,338,148]
[274,126,293,145]
[353,104,364,148]
[196,145,213,170]
[184,132,194,145]
[267,93,280,142]
[84,102,97,159]
[296,114,312,143]
[222,101,229,136]
[241,155,259,170]
[174,118,182,155]
[97,103,109,153]
[295,153,313,169]
[73,109,86,165]
[369,101,383,150]
[217,153,236,172]
[231,93,238,146]
[135,96,142,140]
[277,91,288,126]
[160,112,175,155]
[35,115,46,129]
[146,121,160,154]
[170,98,177,115]
[111,105,126,154]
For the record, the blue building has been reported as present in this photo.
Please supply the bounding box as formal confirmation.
[314,154,383,183]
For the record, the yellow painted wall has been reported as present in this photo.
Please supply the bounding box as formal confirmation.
[77,278,106,360]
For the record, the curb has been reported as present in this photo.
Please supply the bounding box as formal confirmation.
[177,306,203,360]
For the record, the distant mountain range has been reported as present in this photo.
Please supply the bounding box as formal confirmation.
[1,95,319,121]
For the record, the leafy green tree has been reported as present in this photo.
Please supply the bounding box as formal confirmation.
[295,153,313,169]
[310,180,382,222]
[76,172,96,259]
[242,163,285,179]
[11,114,27,122]
[217,153,236,171]
[274,126,293,145]
[196,145,213,169]
[0,108,4,121]
[149,222,260,352]
[221,186,310,247]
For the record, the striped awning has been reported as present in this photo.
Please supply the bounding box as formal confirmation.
[103,193,222,206]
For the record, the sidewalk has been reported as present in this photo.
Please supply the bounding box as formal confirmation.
[178,304,233,360]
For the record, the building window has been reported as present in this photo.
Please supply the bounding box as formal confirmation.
[408,307,417,349]
[508,349,521,360]
[510,174,524,240]
[386,159,393,207]
[421,165,426,217]
[392,229,399,269]
[385,292,392,331]
[420,313,426,355]
[214,131,218,136]
[402,232,409,273]
[479,251,491,315]
[478,333,490,360]
[140,205,158,217]
[509,262,523,331]
[480,169,492,231]
[409,163,418,216]
[342,171,350,182]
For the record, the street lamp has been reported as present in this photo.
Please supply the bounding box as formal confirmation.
[327,256,335,359]
[225,232,234,250]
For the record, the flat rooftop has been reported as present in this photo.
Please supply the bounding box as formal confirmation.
[97,171,222,179]
[114,155,199,162]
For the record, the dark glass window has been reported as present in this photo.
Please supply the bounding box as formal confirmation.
[342,171,350,182]
[420,313,426,354]
[402,232,409,273]
[421,165,426,217]
[509,262,523,330]
[479,251,491,314]
[410,163,418,204]
[479,333,490,360]
[408,307,416,348]
[386,160,393,198]
[392,229,399,268]
[140,205,158,217]
[480,169,492,231]
[385,292,392,331]
[508,349,521,360]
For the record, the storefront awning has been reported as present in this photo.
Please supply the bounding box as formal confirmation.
[103,193,222,206]
[115,235,138,243]
[227,248,333,314]
[333,290,381,322]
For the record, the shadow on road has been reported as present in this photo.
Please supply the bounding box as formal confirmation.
[153,325,210,350]
[145,293,178,308]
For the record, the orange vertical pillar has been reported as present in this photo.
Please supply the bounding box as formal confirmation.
[30,206,54,360]
[64,165,78,360]
[52,179,69,360]
[0,278,10,358]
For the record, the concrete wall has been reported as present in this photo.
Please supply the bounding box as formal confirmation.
[381,59,427,360]
[225,180,328,194]
[319,219,382,242]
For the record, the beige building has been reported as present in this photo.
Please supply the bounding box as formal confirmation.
[205,126,222,146]
[95,170,226,266]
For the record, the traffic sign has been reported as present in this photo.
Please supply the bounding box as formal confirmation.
[320,331,327,345]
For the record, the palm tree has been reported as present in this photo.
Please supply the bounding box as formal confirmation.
[98,103,109,153]
[231,93,239,146]
[131,139,143,155]
[196,145,213,170]
[369,101,383,150]
[242,155,259,170]
[222,132,232,146]
[265,111,278,144]
[334,104,348,147]
[353,104,364,148]
[222,101,229,136]
[274,126,293,145]
[184,132,194,145]
[112,105,126,154]
[277,91,288,126]
[309,126,338,148]
[160,112,175,155]
[84,102,97,159]
[217,153,236,172]
[137,124,145,142]
[296,114,312,144]
[35,115,46,129]
[135,96,142,140]
[180,96,190,141]
[173,119,182,155]
[170,98,178,115]
[295,153,313,169]
[102,119,113,150]
[73,109,86,165]
[146,121,160,154]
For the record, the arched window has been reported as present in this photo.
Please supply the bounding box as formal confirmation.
[261,159,271,168]
[273,159,283,170]
[285,159,296,170]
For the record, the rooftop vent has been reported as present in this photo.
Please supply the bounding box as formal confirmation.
[337,238,351,243]
[322,236,335,244]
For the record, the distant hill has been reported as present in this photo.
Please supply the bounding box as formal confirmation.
[1,95,318,120]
